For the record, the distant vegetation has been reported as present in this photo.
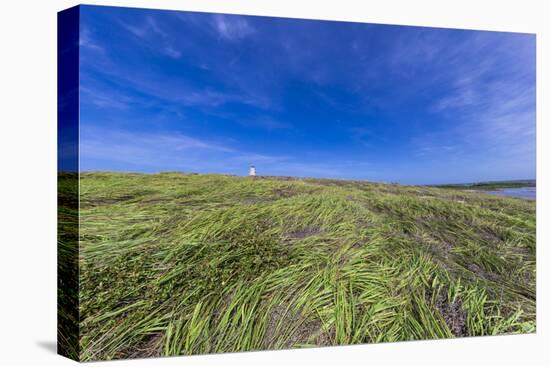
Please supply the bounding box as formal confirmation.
[433,179,536,190]
[62,172,536,361]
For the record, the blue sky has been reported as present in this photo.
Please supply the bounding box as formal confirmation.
[78,5,536,184]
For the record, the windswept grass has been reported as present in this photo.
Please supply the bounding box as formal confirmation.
[64,172,535,361]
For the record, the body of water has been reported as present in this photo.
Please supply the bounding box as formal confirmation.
[484,187,536,200]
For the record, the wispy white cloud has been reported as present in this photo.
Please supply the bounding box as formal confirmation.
[81,128,234,171]
[80,126,368,179]
[146,16,168,38]
[232,153,289,165]
[241,116,292,130]
[80,86,133,110]
[119,16,181,59]
[80,127,292,173]
[83,58,271,110]
[177,89,264,108]
[405,32,536,176]
[80,23,272,111]
[163,45,182,58]
[119,20,146,38]
[79,26,105,54]
[432,79,477,112]
[213,14,255,41]
[414,79,534,169]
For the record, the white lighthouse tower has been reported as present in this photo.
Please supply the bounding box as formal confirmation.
[248,165,256,177]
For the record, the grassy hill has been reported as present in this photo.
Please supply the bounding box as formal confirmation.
[61,172,536,361]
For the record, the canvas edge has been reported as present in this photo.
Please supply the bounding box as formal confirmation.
[57,4,81,362]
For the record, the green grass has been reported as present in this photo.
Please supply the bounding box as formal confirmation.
[62,172,536,361]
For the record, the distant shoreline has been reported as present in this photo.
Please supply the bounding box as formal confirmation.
[431,179,536,191]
